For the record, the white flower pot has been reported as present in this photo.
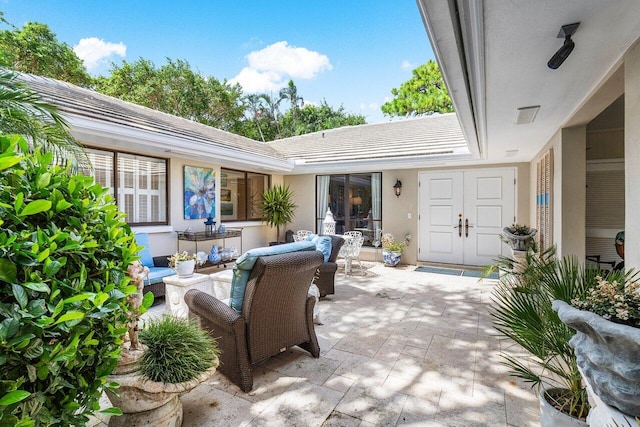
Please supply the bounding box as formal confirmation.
[539,388,588,427]
[553,300,640,417]
[382,250,402,267]
[174,259,195,277]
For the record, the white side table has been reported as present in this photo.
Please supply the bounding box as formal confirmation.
[163,274,212,318]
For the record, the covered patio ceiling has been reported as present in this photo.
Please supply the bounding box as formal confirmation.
[418,0,640,164]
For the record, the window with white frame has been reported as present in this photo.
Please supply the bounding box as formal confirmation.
[316,172,382,246]
[80,148,168,225]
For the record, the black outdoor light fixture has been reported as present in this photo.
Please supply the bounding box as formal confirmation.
[393,179,402,197]
[548,22,580,70]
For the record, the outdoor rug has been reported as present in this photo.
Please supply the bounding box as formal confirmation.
[414,266,499,279]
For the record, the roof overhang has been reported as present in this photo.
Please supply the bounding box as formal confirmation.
[67,114,295,173]
[417,0,640,163]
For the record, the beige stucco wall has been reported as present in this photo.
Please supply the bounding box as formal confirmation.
[529,126,587,260]
[286,163,529,266]
[625,39,640,270]
[132,157,276,259]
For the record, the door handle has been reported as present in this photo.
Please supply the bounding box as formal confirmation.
[454,217,462,237]
[465,219,474,237]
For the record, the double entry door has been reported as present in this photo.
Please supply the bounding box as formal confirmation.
[418,168,516,266]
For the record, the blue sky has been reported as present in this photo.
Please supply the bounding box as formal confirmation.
[2,1,434,123]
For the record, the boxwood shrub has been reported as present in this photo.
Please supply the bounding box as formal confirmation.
[0,135,140,426]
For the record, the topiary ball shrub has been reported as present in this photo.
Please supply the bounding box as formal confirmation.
[138,315,219,384]
[0,136,139,426]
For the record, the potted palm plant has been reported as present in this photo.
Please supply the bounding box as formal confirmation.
[262,184,297,244]
[489,248,592,426]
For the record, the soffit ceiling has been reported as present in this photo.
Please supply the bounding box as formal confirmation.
[419,0,640,164]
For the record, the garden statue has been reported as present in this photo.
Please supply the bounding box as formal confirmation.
[125,260,149,350]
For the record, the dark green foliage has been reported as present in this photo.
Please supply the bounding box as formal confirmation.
[490,247,636,420]
[381,60,453,117]
[504,223,534,236]
[138,316,219,384]
[0,18,92,87]
[0,135,139,426]
[94,58,245,132]
[261,185,297,242]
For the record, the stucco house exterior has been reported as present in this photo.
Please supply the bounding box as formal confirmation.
[20,1,640,271]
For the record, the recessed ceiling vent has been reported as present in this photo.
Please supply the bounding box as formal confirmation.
[514,106,540,124]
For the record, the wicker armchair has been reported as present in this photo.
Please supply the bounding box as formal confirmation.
[184,250,324,392]
[315,235,345,297]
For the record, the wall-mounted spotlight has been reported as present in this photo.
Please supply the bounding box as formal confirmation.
[393,179,402,197]
[548,22,580,69]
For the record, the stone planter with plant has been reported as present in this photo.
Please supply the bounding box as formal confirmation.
[502,223,537,251]
[490,248,593,426]
[262,184,297,244]
[553,273,640,418]
[106,315,219,426]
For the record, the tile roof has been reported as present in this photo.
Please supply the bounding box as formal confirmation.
[267,113,469,166]
[19,73,286,162]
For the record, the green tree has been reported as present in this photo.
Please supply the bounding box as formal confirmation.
[0,15,92,87]
[381,60,453,117]
[95,58,244,131]
[0,69,87,168]
[283,100,365,136]
[279,80,303,135]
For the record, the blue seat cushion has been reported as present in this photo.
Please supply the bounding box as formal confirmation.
[307,234,332,262]
[134,232,155,268]
[147,266,175,285]
[229,241,316,313]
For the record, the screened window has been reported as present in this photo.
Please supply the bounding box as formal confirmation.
[80,148,167,225]
[220,168,269,221]
[316,172,382,246]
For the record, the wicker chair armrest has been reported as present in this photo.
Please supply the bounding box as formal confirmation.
[184,289,242,334]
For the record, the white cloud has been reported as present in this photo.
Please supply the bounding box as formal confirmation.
[401,60,414,71]
[74,37,126,72]
[230,41,332,93]
[359,102,380,111]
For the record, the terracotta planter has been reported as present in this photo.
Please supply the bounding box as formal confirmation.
[382,250,402,267]
[174,259,195,277]
[553,300,640,417]
[539,388,588,427]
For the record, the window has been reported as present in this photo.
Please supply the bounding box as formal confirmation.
[220,168,269,221]
[80,148,168,225]
[316,172,382,246]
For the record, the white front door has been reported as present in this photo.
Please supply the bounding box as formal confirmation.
[418,168,516,266]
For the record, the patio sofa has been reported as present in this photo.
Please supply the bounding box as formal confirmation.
[134,232,175,299]
[185,244,324,392]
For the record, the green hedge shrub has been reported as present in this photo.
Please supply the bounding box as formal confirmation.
[0,135,139,426]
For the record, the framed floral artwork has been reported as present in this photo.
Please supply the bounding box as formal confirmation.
[184,166,215,219]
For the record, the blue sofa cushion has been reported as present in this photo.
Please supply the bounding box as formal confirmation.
[229,241,316,313]
[134,233,155,268]
[307,234,332,262]
[147,267,176,285]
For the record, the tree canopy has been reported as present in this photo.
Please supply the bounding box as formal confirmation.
[381,60,453,117]
[0,15,92,86]
[94,58,245,132]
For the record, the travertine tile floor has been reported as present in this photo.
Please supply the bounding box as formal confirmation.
[94,263,540,427]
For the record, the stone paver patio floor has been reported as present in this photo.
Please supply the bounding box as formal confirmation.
[96,263,540,426]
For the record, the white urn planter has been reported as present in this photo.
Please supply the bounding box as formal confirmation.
[174,259,195,277]
[553,300,640,417]
[502,227,537,251]
[539,388,588,427]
